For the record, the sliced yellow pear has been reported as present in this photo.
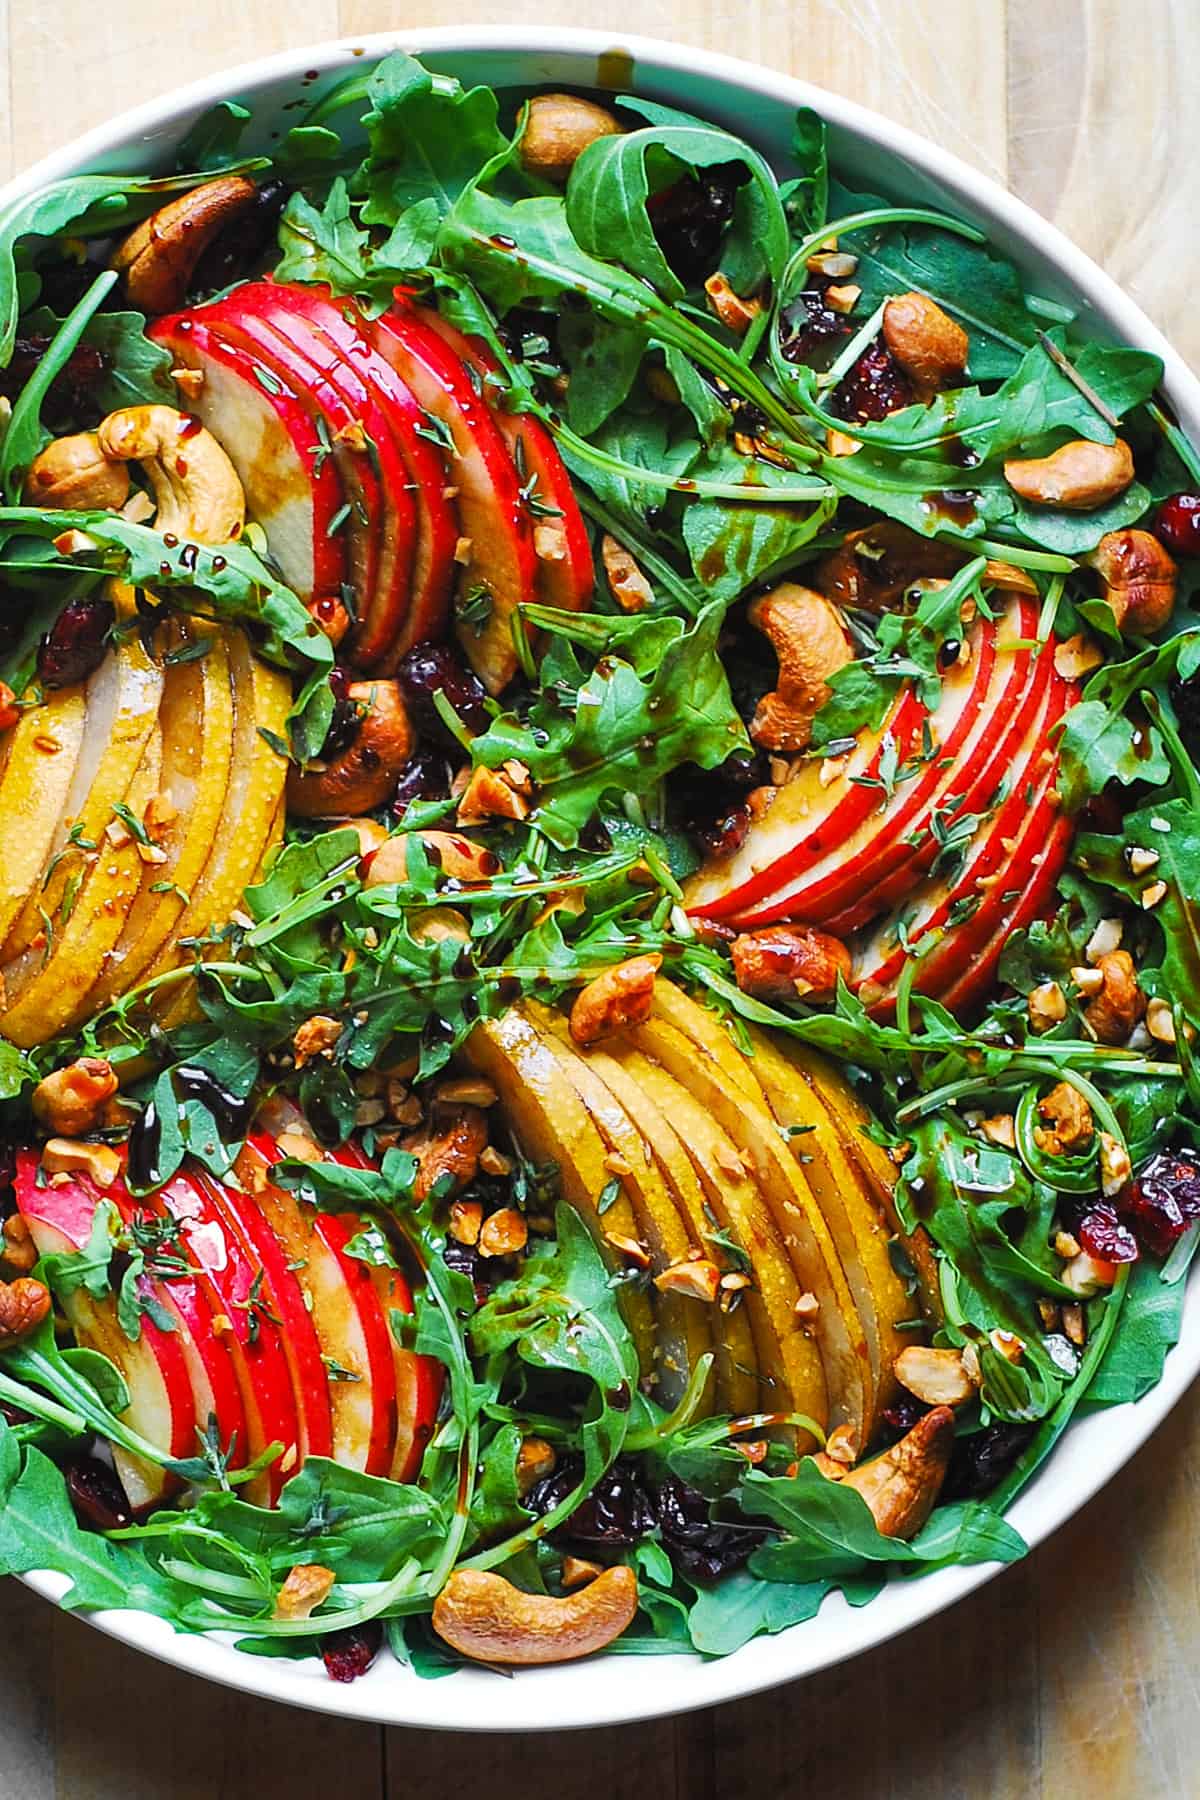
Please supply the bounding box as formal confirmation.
[90,625,234,1008]
[149,631,289,1021]
[607,1040,825,1440]
[0,723,164,1045]
[3,640,163,963]
[531,1004,756,1416]
[521,1001,713,1410]
[632,1012,870,1443]
[462,1010,657,1377]
[0,685,87,946]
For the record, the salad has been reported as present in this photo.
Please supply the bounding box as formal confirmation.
[0,50,1199,1684]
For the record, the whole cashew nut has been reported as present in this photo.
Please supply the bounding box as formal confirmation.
[837,1405,955,1538]
[747,583,854,752]
[431,1565,639,1665]
[96,404,245,544]
[362,830,501,886]
[519,94,622,182]
[1086,527,1178,634]
[111,176,257,315]
[882,292,969,397]
[286,680,414,817]
[24,432,131,512]
[1003,437,1134,511]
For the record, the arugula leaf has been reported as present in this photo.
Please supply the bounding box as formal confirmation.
[174,101,253,173]
[779,108,829,235]
[686,1569,834,1655]
[274,180,371,293]
[21,305,177,414]
[470,602,748,848]
[359,53,509,228]
[1082,1256,1186,1408]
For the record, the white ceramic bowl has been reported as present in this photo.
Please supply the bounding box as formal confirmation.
[8,25,1200,1732]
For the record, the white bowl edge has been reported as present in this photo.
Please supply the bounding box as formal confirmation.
[8,23,1200,1733]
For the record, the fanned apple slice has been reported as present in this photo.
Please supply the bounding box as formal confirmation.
[684,684,928,923]
[631,1012,869,1442]
[536,1015,758,1415]
[4,638,163,963]
[14,1153,194,1510]
[374,304,539,694]
[149,314,349,604]
[90,625,234,1008]
[156,1168,301,1503]
[521,1001,713,1409]
[150,631,289,1018]
[243,282,460,665]
[415,302,594,617]
[606,1042,823,1440]
[463,1011,657,1375]
[0,684,86,948]
[0,719,163,1046]
[939,802,1076,1016]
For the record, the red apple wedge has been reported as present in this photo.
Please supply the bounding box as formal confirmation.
[940,810,1076,1016]
[373,302,539,693]
[13,1153,194,1511]
[413,300,594,616]
[148,314,348,606]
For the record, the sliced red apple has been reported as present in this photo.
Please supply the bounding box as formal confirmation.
[148,313,348,606]
[13,1153,194,1511]
[155,1169,301,1503]
[373,302,539,693]
[940,810,1076,1016]
[414,300,594,617]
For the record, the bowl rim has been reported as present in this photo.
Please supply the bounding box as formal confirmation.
[8,22,1200,1734]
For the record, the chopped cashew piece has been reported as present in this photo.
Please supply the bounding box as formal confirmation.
[882,293,968,396]
[569,954,662,1046]
[478,1207,529,1257]
[96,404,245,544]
[515,1436,556,1495]
[1003,438,1135,511]
[654,1258,722,1302]
[837,1408,955,1538]
[747,584,854,753]
[1083,950,1144,1045]
[1034,1081,1094,1155]
[1087,529,1178,635]
[272,1563,335,1621]
[293,1016,342,1068]
[112,175,257,313]
[288,682,414,818]
[1027,981,1067,1033]
[32,1058,119,1137]
[1099,1130,1132,1197]
[704,272,762,336]
[894,1345,980,1407]
[1053,633,1104,681]
[601,534,655,612]
[457,763,531,826]
[1086,917,1123,964]
[432,1565,639,1665]
[41,1138,121,1189]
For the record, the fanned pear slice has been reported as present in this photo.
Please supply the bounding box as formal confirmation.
[651,982,906,1432]
[632,1013,870,1442]
[0,723,164,1045]
[608,1041,825,1440]
[521,1001,713,1410]
[462,1010,656,1377]
[532,1004,755,1415]
[738,1023,912,1428]
[150,630,289,1019]
[91,625,234,1007]
[0,684,87,946]
[3,639,163,962]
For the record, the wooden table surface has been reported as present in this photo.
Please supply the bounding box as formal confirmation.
[2,1,1197,1794]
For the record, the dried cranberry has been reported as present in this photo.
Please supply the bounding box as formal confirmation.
[834,341,914,423]
[0,1137,15,1210]
[321,1619,383,1683]
[191,180,289,293]
[1155,492,1200,558]
[0,336,108,425]
[1118,1147,1200,1256]
[67,1457,133,1532]
[526,1457,657,1546]
[878,1396,930,1444]
[695,803,751,858]
[1073,1201,1138,1265]
[320,667,363,759]
[392,748,454,818]
[780,288,854,367]
[397,642,490,744]
[37,596,115,687]
[674,750,770,857]
[941,1422,1035,1501]
[646,166,743,287]
[655,1475,767,1582]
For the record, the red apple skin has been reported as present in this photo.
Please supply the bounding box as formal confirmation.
[328,1141,442,1484]
[148,313,347,606]
[202,1165,335,1464]
[249,281,459,665]
[183,294,386,660]
[156,1169,302,1504]
[103,1173,248,1485]
[13,1154,194,1509]
[413,300,594,616]
[308,1208,398,1478]
[373,303,539,694]
[939,810,1076,1017]
[236,1133,390,1474]
[211,283,418,670]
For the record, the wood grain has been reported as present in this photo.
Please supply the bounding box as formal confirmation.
[1,3,1198,1796]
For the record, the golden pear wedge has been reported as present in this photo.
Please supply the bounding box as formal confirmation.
[462,1009,657,1377]
[0,684,87,947]
[632,1012,870,1443]
[521,1001,714,1410]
